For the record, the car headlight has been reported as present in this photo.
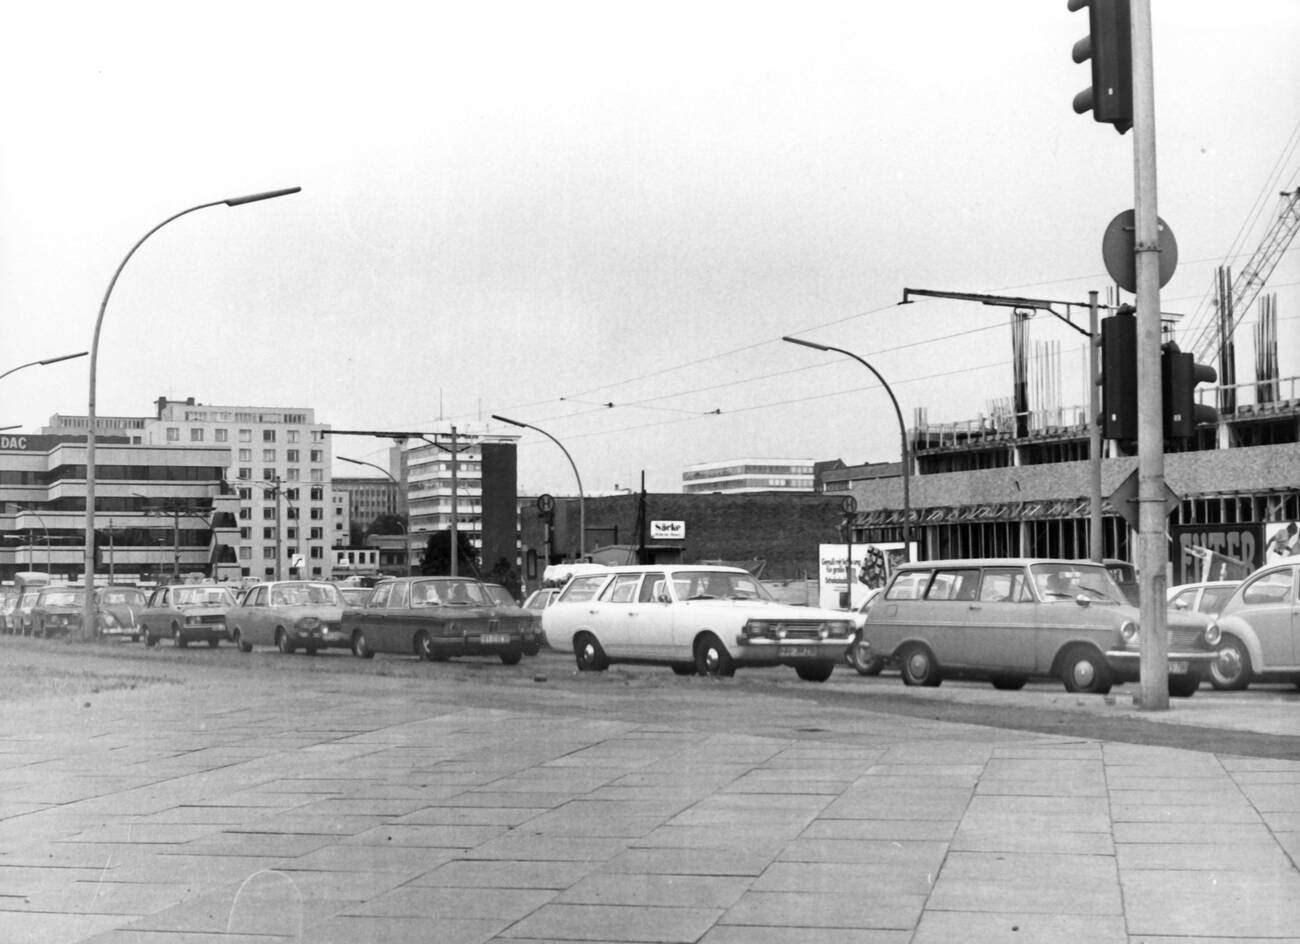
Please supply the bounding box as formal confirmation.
[826,620,854,638]
[100,613,119,628]
[1119,620,1138,645]
[296,617,322,630]
[1204,621,1221,646]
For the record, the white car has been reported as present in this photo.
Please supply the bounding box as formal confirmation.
[541,564,855,682]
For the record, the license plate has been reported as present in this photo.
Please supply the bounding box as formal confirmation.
[478,634,509,644]
[1168,660,1189,674]
[778,645,819,658]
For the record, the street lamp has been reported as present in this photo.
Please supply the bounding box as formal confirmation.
[491,414,586,561]
[81,187,299,636]
[339,456,412,576]
[0,351,88,383]
[783,336,912,562]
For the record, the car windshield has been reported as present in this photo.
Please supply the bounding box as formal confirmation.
[411,579,490,606]
[99,589,145,606]
[174,587,236,606]
[483,585,516,606]
[269,583,342,606]
[1030,563,1126,604]
[39,589,84,606]
[339,588,371,604]
[672,570,771,601]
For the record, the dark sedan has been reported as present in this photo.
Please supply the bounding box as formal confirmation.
[342,576,542,664]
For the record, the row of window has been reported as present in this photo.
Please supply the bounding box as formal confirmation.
[237,545,327,560]
[238,527,326,540]
[233,449,325,463]
[237,506,326,520]
[236,468,324,482]
[164,427,324,444]
[237,486,325,502]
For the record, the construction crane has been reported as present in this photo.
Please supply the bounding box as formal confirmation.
[1190,187,1300,364]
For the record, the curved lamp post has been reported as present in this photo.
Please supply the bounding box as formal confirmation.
[491,414,585,561]
[82,187,300,636]
[339,456,412,576]
[0,351,88,384]
[782,336,912,562]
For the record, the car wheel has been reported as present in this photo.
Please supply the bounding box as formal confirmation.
[351,630,374,659]
[990,675,1027,691]
[234,630,253,653]
[1059,645,1112,694]
[499,651,522,666]
[694,633,735,678]
[899,644,942,687]
[574,632,609,672]
[276,629,295,655]
[1168,672,1201,698]
[144,633,157,648]
[795,662,834,683]
[415,631,433,662]
[207,639,219,648]
[1208,635,1251,691]
[846,634,885,676]
[670,663,696,676]
[172,625,187,649]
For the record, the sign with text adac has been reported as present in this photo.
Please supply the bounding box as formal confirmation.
[1107,468,1180,533]
[650,520,685,540]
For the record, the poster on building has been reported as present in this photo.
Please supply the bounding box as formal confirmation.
[1264,521,1300,564]
[817,542,912,610]
[1170,524,1262,585]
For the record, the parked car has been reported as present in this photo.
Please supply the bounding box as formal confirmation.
[29,586,135,638]
[342,576,542,664]
[227,581,349,654]
[141,583,238,648]
[1205,562,1300,691]
[95,586,147,641]
[12,587,43,635]
[860,558,1220,697]
[522,587,560,611]
[0,587,19,634]
[1167,580,1239,617]
[541,565,856,681]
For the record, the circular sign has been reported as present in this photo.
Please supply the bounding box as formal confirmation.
[840,495,858,514]
[536,494,555,513]
[1102,210,1178,293]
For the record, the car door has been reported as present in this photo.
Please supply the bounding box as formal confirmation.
[592,572,645,659]
[1238,568,1296,670]
[622,571,672,658]
[360,581,395,651]
[966,566,1038,673]
[919,567,982,670]
[245,585,273,645]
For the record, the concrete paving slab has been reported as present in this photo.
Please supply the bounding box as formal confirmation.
[800,818,956,841]
[605,848,774,877]
[502,901,723,942]
[348,882,554,919]
[925,851,1122,915]
[753,860,936,897]
[1115,839,1297,871]
[281,843,453,873]
[910,910,1128,944]
[0,912,129,944]
[411,857,595,889]
[700,928,910,944]
[306,913,503,944]
[386,804,548,826]
[719,889,926,930]
[556,872,750,908]
[1122,870,1300,937]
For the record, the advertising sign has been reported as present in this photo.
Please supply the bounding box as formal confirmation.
[1170,524,1262,584]
[650,520,685,540]
[818,541,912,610]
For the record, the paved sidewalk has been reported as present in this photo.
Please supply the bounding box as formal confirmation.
[0,671,1297,944]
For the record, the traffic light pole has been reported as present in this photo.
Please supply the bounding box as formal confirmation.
[1131,0,1169,710]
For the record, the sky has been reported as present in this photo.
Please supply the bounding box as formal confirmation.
[1,1,1297,496]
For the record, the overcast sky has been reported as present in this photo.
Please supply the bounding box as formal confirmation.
[2,1,1297,495]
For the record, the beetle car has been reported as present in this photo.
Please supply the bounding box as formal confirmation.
[1167,580,1240,618]
[541,564,855,681]
[141,583,238,648]
[29,586,138,639]
[342,576,542,664]
[1205,562,1300,691]
[227,581,348,654]
[95,586,148,641]
[861,558,1219,697]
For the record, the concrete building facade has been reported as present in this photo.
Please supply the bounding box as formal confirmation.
[682,458,814,494]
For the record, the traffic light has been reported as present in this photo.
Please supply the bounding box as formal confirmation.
[1099,305,1138,440]
[1069,0,1133,134]
[1161,342,1218,439]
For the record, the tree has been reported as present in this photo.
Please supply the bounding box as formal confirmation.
[484,556,521,600]
[420,531,479,577]
[367,513,407,536]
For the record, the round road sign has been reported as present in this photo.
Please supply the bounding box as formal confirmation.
[841,495,858,514]
[536,494,555,513]
[1102,209,1178,293]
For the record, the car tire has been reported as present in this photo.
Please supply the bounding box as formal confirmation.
[172,625,187,649]
[990,675,1027,691]
[351,630,374,659]
[846,634,885,676]
[415,631,433,662]
[1208,635,1251,691]
[208,638,219,648]
[795,662,834,683]
[499,651,522,666]
[144,633,157,648]
[276,629,295,655]
[1059,645,1112,695]
[574,632,609,672]
[1168,672,1201,698]
[694,633,735,678]
[899,643,942,687]
[233,630,253,653]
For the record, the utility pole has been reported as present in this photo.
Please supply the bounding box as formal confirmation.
[1088,291,1104,562]
[1130,0,1169,709]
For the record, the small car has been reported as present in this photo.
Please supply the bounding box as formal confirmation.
[1206,563,1300,691]
[227,581,349,654]
[141,583,238,648]
[861,558,1220,697]
[1167,580,1239,617]
[522,588,560,611]
[541,565,855,681]
[29,586,134,638]
[95,586,147,641]
[342,576,542,664]
[337,586,373,607]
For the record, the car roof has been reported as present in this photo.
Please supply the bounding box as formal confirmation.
[892,558,1109,570]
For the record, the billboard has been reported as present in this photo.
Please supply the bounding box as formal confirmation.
[817,541,913,610]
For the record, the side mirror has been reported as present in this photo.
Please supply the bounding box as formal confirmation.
[1075,594,1091,608]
